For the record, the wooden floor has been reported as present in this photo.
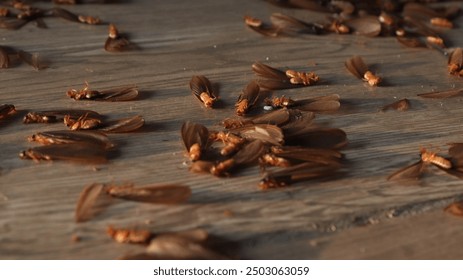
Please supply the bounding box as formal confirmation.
[2,0,463,259]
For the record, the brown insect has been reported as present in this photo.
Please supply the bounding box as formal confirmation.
[260,162,340,189]
[28,130,114,149]
[0,104,16,120]
[23,109,102,124]
[444,201,463,217]
[448,48,463,76]
[64,113,102,130]
[345,56,381,86]
[209,130,245,156]
[105,23,131,52]
[181,121,209,161]
[211,140,266,176]
[235,80,260,116]
[381,98,410,112]
[189,75,217,108]
[388,148,453,181]
[285,69,320,86]
[75,183,191,222]
[66,82,139,101]
[417,88,463,99]
[107,226,153,244]
[266,94,340,113]
[19,143,108,164]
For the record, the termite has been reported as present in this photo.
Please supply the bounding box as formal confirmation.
[430,17,453,28]
[181,121,209,161]
[0,104,16,120]
[211,140,265,176]
[19,143,108,164]
[23,109,102,124]
[64,113,102,130]
[105,23,130,52]
[420,148,452,169]
[189,75,217,108]
[78,15,100,25]
[244,15,281,37]
[235,80,260,116]
[209,130,245,156]
[285,69,320,86]
[345,56,381,86]
[67,82,138,101]
[28,130,114,149]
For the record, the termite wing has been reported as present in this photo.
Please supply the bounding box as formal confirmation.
[67,82,138,101]
[75,183,191,222]
[252,62,319,90]
[189,75,217,108]
[345,55,381,86]
[283,124,347,150]
[269,13,324,36]
[0,104,16,120]
[230,124,284,146]
[380,98,410,112]
[222,108,295,129]
[417,88,463,98]
[98,115,144,133]
[261,146,344,167]
[265,94,340,113]
[181,121,209,161]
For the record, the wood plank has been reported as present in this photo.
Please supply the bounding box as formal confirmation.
[1,0,463,259]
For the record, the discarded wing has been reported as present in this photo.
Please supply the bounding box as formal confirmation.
[28,130,114,149]
[19,143,108,164]
[252,62,295,90]
[189,75,217,108]
[99,115,144,133]
[417,88,463,98]
[231,124,284,146]
[75,183,111,223]
[17,50,44,70]
[284,127,348,149]
[222,108,293,129]
[345,16,381,37]
[269,13,324,35]
[181,121,209,161]
[381,98,410,112]
[0,104,16,120]
[387,160,425,181]
[105,184,191,204]
[267,146,344,166]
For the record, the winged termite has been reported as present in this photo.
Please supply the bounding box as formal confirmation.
[23,109,102,124]
[252,62,295,90]
[259,162,340,189]
[105,184,191,204]
[211,140,266,176]
[269,13,324,35]
[444,201,463,217]
[448,48,462,76]
[107,226,153,244]
[388,148,453,181]
[285,69,320,86]
[417,88,463,98]
[67,82,138,101]
[105,23,131,52]
[181,121,209,161]
[244,15,282,37]
[0,104,16,120]
[269,146,344,166]
[98,115,144,133]
[345,56,381,86]
[189,75,217,108]
[266,94,340,113]
[19,143,107,164]
[64,113,102,130]
[231,124,284,146]
[381,98,410,112]
[235,80,260,116]
[28,130,114,149]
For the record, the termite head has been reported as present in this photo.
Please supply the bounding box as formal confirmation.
[363,71,381,86]
[108,23,119,39]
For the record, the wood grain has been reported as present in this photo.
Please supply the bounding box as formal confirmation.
[1,0,463,259]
